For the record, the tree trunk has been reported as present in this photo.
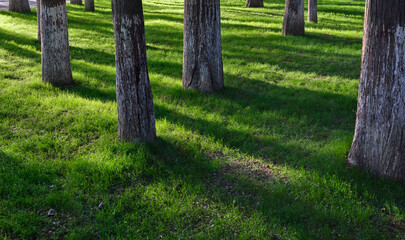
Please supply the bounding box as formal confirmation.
[85,0,94,11]
[246,0,263,8]
[8,0,31,12]
[37,0,41,43]
[348,0,405,182]
[182,0,224,93]
[308,0,317,23]
[70,0,82,5]
[111,0,157,142]
[282,0,304,35]
[41,0,73,85]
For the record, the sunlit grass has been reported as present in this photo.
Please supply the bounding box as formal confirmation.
[1,0,404,239]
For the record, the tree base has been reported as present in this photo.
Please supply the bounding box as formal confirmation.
[282,0,305,36]
[182,0,224,93]
[70,0,82,5]
[246,0,263,7]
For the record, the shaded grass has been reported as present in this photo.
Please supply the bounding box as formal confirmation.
[1,0,405,239]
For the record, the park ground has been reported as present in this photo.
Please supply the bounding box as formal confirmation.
[1,0,405,239]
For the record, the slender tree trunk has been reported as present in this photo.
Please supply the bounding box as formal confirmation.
[246,0,263,8]
[182,0,224,92]
[308,0,317,23]
[111,0,157,142]
[85,0,94,11]
[8,0,31,12]
[282,0,304,35]
[70,0,82,5]
[37,0,41,43]
[348,0,405,182]
[41,0,73,85]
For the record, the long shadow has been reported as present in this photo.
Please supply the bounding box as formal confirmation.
[0,150,54,238]
[0,9,37,22]
[319,4,365,17]
[2,2,405,239]
[56,71,405,226]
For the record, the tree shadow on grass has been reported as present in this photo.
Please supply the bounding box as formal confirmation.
[0,9,37,22]
[63,128,396,239]
[0,150,52,239]
[0,27,41,55]
[56,70,405,237]
[2,4,405,239]
[319,4,364,18]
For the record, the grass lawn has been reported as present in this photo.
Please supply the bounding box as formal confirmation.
[1,0,405,239]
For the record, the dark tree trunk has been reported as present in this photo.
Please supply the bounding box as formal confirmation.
[41,0,73,85]
[282,0,304,35]
[8,0,31,12]
[348,0,405,182]
[70,0,82,5]
[182,0,224,93]
[37,0,41,43]
[308,0,317,23]
[246,0,263,8]
[85,0,94,11]
[111,0,157,142]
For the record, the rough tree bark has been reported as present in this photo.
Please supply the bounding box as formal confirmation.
[8,0,31,12]
[308,0,317,23]
[282,0,304,35]
[37,0,40,43]
[111,0,157,142]
[70,0,82,5]
[41,0,73,85]
[348,0,405,182]
[85,0,94,11]
[246,0,263,8]
[182,0,224,93]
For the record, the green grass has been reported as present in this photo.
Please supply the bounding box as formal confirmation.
[1,0,404,239]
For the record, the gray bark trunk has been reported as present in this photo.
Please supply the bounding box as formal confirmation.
[37,0,41,43]
[85,0,94,11]
[111,0,157,142]
[70,0,82,5]
[8,0,31,12]
[282,0,304,35]
[348,0,405,182]
[246,0,263,8]
[308,0,317,23]
[182,0,224,93]
[41,0,73,85]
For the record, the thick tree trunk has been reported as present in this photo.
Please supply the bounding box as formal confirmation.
[111,0,157,142]
[85,0,94,11]
[308,0,317,23]
[70,0,82,5]
[8,0,31,12]
[282,0,304,35]
[41,0,73,85]
[182,0,224,93]
[37,0,41,43]
[246,0,263,8]
[348,0,405,182]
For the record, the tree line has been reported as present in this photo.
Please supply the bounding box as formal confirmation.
[5,0,405,183]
